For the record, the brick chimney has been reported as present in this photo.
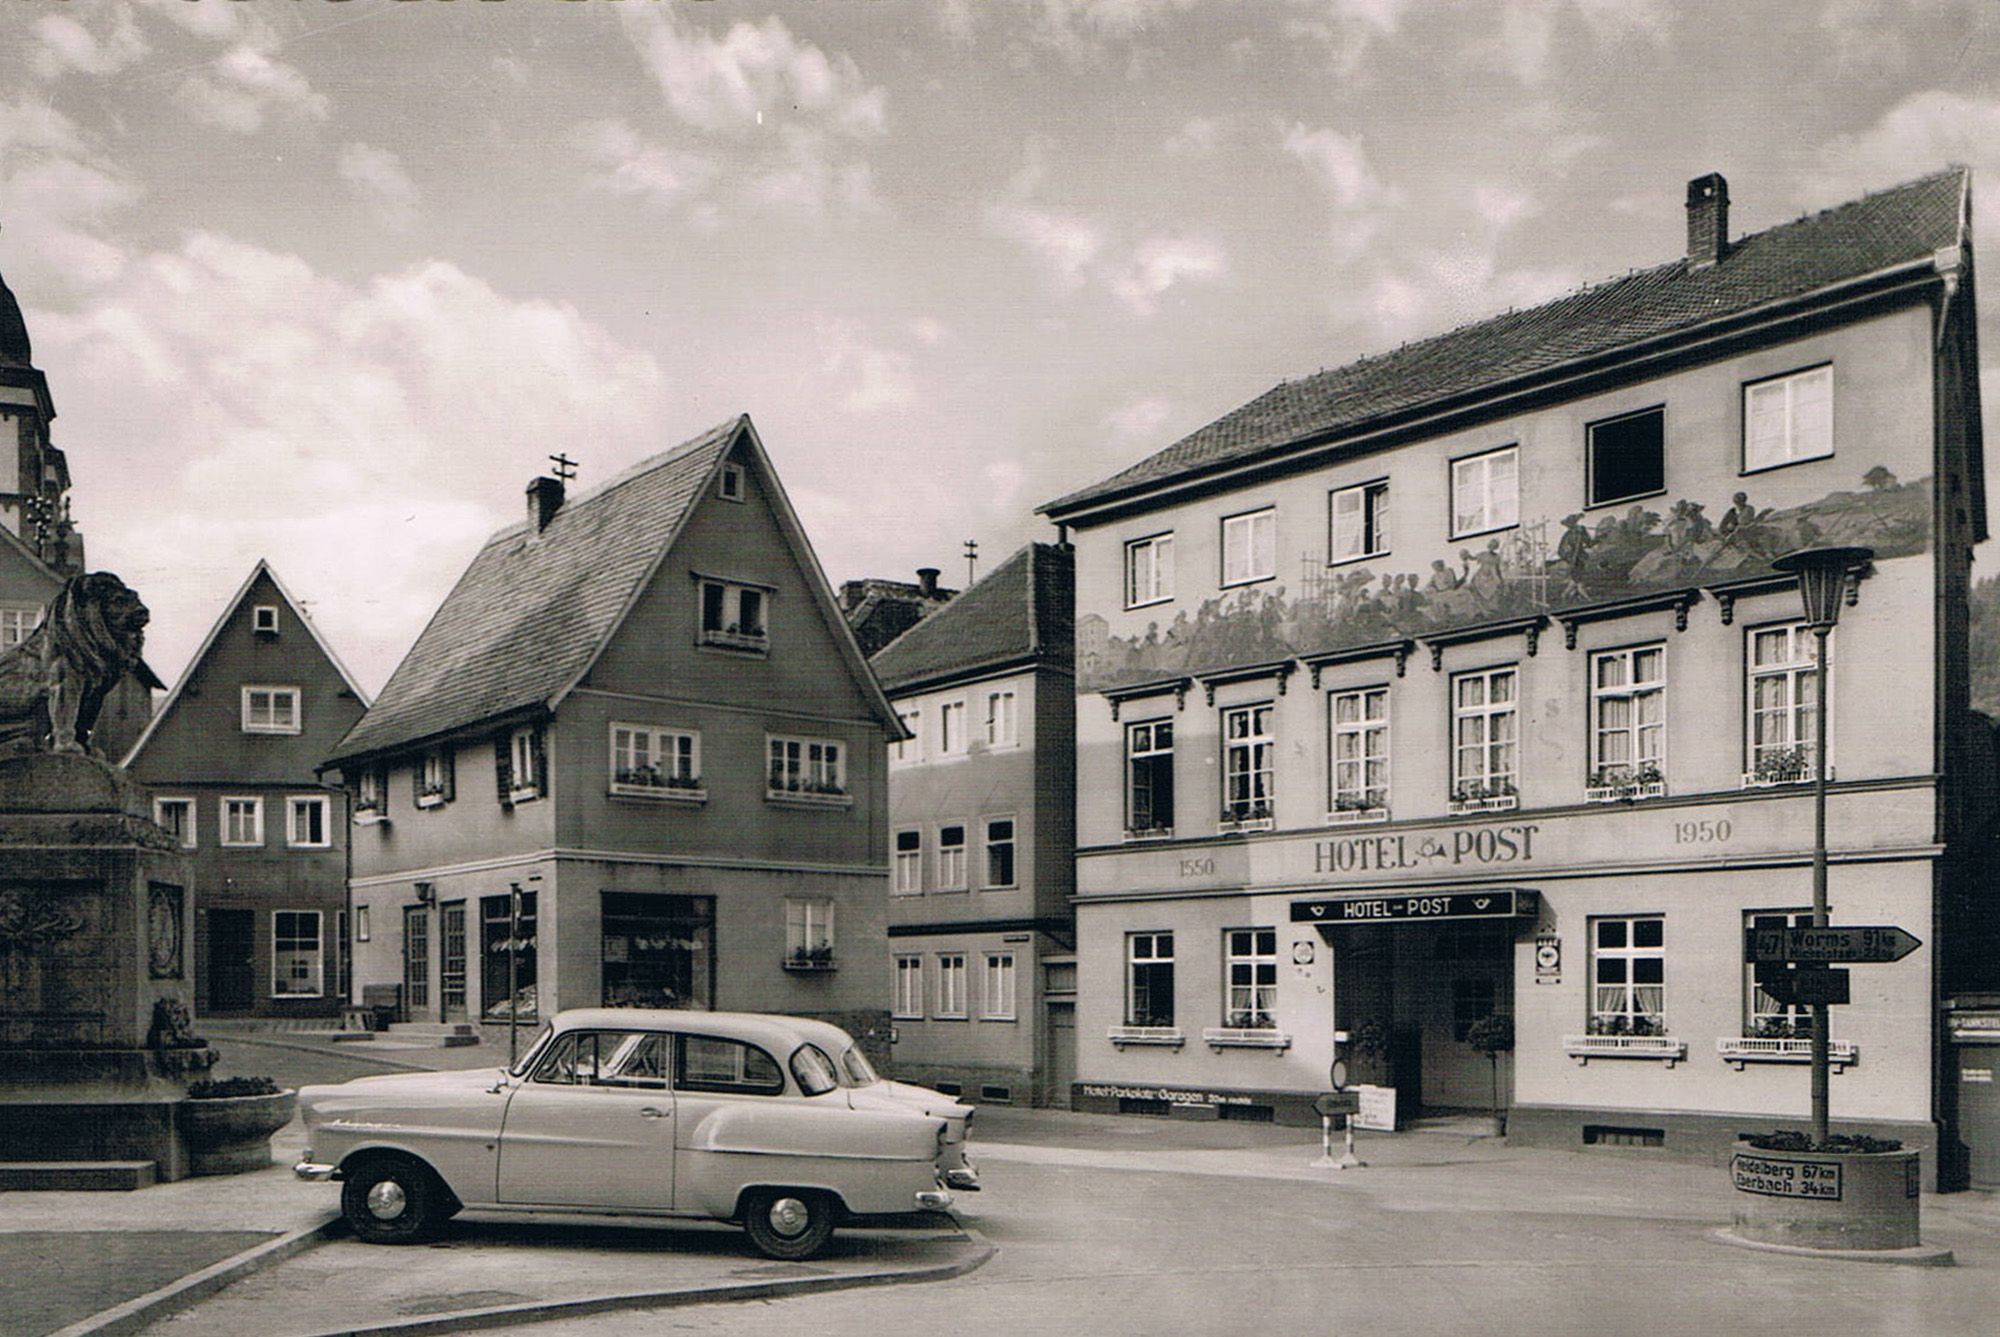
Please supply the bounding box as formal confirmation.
[1686,173,1730,270]
[917,567,940,598]
[527,476,564,531]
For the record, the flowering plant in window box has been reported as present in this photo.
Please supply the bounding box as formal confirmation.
[615,765,703,794]
[784,944,836,972]
[1450,778,1518,812]
[1586,1012,1665,1037]
[1226,1009,1275,1030]
[415,782,447,808]
[1219,802,1274,831]
[1743,746,1817,787]
[1328,794,1389,824]
[1124,823,1175,841]
[1751,1016,1808,1041]
[1585,764,1664,803]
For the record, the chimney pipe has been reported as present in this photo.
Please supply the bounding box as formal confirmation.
[527,476,564,531]
[917,567,940,598]
[1686,172,1730,270]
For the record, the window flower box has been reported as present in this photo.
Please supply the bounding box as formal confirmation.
[1585,765,1665,804]
[611,768,706,802]
[766,783,852,809]
[1326,803,1389,825]
[1202,1027,1292,1051]
[783,946,837,973]
[1741,747,1827,788]
[1717,1036,1859,1070]
[415,787,446,810]
[1124,824,1176,842]
[1563,1033,1687,1066]
[1108,1025,1184,1049]
[700,627,768,653]
[1219,804,1274,833]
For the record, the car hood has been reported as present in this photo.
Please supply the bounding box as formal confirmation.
[298,1066,509,1115]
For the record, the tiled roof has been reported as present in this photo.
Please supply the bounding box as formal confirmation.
[1044,168,1970,517]
[871,542,1073,690]
[332,417,742,760]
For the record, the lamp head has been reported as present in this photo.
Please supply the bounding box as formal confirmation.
[1771,545,1873,628]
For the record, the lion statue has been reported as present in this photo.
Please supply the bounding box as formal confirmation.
[0,571,151,756]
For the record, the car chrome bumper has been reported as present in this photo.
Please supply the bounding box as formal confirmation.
[293,1158,338,1182]
[915,1189,954,1210]
[944,1160,981,1192]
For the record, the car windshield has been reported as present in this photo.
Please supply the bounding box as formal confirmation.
[790,1044,840,1096]
[838,1045,879,1087]
[510,1022,556,1077]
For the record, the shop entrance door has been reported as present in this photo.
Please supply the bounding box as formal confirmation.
[1335,920,1514,1118]
[206,909,256,1014]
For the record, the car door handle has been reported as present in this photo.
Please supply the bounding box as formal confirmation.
[638,1106,669,1119]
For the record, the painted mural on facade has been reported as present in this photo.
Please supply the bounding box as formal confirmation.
[1079,472,1929,693]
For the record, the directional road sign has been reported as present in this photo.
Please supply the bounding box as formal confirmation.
[1745,925,1921,965]
[1314,1091,1361,1118]
[1756,964,1851,1007]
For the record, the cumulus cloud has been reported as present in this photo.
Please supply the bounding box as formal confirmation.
[1109,235,1229,316]
[1282,121,1402,257]
[0,96,140,290]
[622,8,887,137]
[40,235,667,691]
[32,9,150,80]
[338,143,420,233]
[1481,0,1675,87]
[176,45,330,133]
[1807,90,2000,224]
[818,318,920,414]
[1103,395,1177,451]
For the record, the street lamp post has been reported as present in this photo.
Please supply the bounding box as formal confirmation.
[1769,544,1872,1146]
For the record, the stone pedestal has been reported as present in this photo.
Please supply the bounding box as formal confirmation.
[0,753,206,1181]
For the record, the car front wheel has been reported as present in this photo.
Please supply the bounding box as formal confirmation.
[341,1157,449,1244]
[741,1188,837,1260]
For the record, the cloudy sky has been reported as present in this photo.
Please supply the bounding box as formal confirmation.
[4,0,1999,694]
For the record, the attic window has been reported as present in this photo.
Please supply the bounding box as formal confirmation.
[1587,407,1666,508]
[253,605,280,636]
[719,463,746,502]
[699,578,769,652]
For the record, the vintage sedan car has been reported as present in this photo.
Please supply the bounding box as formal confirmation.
[295,1009,975,1259]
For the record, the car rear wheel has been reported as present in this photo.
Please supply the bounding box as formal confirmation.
[741,1188,837,1260]
[341,1157,449,1244]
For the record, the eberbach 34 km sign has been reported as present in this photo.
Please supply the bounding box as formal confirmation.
[1732,1153,1843,1200]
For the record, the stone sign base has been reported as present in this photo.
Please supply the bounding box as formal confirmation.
[1721,1143,1953,1264]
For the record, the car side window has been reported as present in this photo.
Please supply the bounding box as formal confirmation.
[605,1033,671,1088]
[531,1030,662,1087]
[790,1044,839,1096]
[531,1032,604,1085]
[676,1035,785,1095]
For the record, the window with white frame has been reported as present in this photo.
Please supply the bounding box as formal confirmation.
[1330,480,1390,562]
[1747,623,1819,780]
[221,796,263,847]
[699,578,768,650]
[1746,910,1813,1037]
[1222,703,1274,822]
[354,765,387,819]
[1225,928,1277,1028]
[1328,686,1389,815]
[612,724,700,796]
[893,708,920,763]
[1221,508,1275,586]
[1127,931,1174,1027]
[784,898,834,968]
[287,795,330,848]
[937,824,967,891]
[984,952,1017,1020]
[1127,719,1174,836]
[718,462,746,501]
[241,685,301,735]
[1590,645,1665,788]
[507,727,542,800]
[893,955,923,1018]
[2,604,40,648]
[1452,667,1517,802]
[1744,365,1832,472]
[272,909,323,997]
[767,735,845,798]
[1590,915,1664,1035]
[417,748,454,807]
[154,797,195,848]
[936,953,968,1018]
[984,690,1017,747]
[983,816,1016,888]
[939,700,968,755]
[1125,532,1174,608]
[1451,446,1518,537]
[894,829,922,894]
[253,604,280,635]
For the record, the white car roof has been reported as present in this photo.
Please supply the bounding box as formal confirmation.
[546,1008,857,1055]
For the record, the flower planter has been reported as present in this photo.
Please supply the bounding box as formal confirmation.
[176,1090,297,1176]
[1728,1141,1921,1252]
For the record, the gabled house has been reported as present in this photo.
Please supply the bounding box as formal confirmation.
[123,562,370,1018]
[324,415,902,1044]
[868,543,1076,1106]
[2,261,158,757]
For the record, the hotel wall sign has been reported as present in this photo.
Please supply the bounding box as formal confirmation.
[1291,889,1539,925]
[1313,823,1540,875]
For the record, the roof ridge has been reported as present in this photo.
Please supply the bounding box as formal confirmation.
[486,414,745,543]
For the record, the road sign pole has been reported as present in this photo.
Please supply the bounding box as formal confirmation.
[1809,620,1831,1146]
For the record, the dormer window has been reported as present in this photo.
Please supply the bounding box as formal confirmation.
[253,605,280,636]
[719,463,746,501]
[699,578,770,652]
